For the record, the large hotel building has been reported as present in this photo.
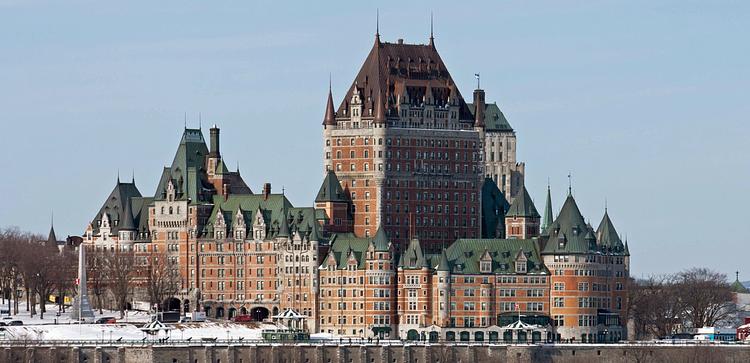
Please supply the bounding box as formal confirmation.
[83,31,630,343]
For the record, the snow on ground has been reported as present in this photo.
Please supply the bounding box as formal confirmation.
[1,322,280,342]
[1,302,152,325]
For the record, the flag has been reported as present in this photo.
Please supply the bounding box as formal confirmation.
[474,73,480,79]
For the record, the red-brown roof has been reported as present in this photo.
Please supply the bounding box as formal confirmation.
[335,37,473,121]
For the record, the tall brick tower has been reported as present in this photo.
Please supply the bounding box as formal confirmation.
[323,31,483,252]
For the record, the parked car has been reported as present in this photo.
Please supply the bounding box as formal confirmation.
[179,317,192,323]
[233,315,253,323]
[8,320,23,326]
[95,317,116,324]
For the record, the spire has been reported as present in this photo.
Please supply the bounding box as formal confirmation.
[542,184,553,233]
[47,215,57,245]
[568,175,573,195]
[429,12,434,47]
[117,169,120,184]
[374,91,386,123]
[323,78,336,125]
[375,9,381,44]
[277,212,290,238]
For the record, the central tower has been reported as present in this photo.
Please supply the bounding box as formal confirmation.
[323,32,483,252]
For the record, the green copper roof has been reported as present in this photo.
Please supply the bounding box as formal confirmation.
[541,186,553,235]
[506,186,540,218]
[204,194,321,241]
[154,128,214,203]
[442,239,547,275]
[400,238,429,269]
[322,233,370,269]
[596,211,625,252]
[372,226,390,251]
[467,102,514,132]
[731,278,749,294]
[315,171,350,203]
[542,195,595,255]
[436,249,451,272]
[481,177,510,238]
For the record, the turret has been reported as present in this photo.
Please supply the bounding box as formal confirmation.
[209,125,220,158]
[473,88,485,128]
[323,86,336,125]
[541,185,553,235]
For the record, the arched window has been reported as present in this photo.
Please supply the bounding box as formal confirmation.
[169,207,173,215]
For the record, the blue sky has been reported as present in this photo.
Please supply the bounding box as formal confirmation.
[0,1,748,279]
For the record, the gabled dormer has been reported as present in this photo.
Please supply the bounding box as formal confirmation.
[166,179,176,202]
[350,86,362,120]
[233,207,245,240]
[214,206,226,239]
[252,206,266,240]
[479,248,493,274]
[514,249,528,274]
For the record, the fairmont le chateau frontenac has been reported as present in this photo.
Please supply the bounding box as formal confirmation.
[83,30,630,344]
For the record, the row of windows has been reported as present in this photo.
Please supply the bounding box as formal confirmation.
[326,137,478,149]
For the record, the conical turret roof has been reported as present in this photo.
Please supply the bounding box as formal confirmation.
[596,211,624,250]
[542,195,591,254]
[120,198,136,231]
[436,249,451,272]
[315,171,350,203]
[372,226,390,251]
[323,87,336,125]
[506,186,540,218]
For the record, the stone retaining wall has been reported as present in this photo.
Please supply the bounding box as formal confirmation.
[2,344,749,363]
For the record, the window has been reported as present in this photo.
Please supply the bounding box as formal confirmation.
[554,297,564,307]
[554,315,564,326]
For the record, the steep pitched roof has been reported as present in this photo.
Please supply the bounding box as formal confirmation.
[596,211,624,251]
[436,249,451,272]
[400,238,429,269]
[442,239,547,275]
[481,177,510,238]
[336,38,473,122]
[467,102,513,132]
[541,186,553,235]
[372,226,390,251]
[322,233,370,269]
[323,87,336,125]
[90,180,143,235]
[315,171,350,203]
[506,186,540,218]
[47,224,57,245]
[154,128,214,204]
[119,197,136,231]
[541,195,595,254]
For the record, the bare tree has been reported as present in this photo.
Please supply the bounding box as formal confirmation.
[104,248,136,319]
[675,267,736,329]
[629,275,685,339]
[142,250,181,311]
[0,228,24,315]
[31,239,61,319]
[86,248,107,313]
[53,245,77,313]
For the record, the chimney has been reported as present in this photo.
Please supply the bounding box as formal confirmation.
[473,89,485,128]
[263,183,271,200]
[209,125,220,157]
[397,39,404,44]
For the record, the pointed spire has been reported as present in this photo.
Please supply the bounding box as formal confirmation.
[323,77,336,125]
[542,184,553,234]
[429,12,434,47]
[117,169,120,184]
[131,169,135,184]
[47,214,57,245]
[277,211,290,238]
[375,9,381,44]
[567,172,572,196]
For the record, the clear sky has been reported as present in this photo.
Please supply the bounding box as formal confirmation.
[0,1,747,279]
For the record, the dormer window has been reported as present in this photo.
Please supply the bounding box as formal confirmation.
[480,261,491,273]
[515,261,527,274]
